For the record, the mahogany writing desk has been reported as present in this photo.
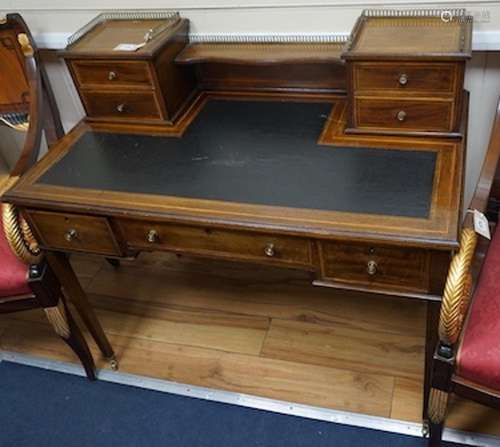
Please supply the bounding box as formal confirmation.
[3,8,473,429]
[5,92,464,415]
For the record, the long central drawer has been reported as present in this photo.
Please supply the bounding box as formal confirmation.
[118,219,313,268]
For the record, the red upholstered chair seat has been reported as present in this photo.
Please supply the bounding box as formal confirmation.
[457,226,500,391]
[0,204,31,297]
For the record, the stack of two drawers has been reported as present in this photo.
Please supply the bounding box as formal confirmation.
[341,11,472,137]
[347,61,465,136]
[69,60,163,121]
[62,17,196,125]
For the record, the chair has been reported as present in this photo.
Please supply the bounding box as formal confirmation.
[0,13,116,380]
[427,97,500,445]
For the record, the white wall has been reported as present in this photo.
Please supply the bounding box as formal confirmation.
[1,1,500,48]
[1,2,499,206]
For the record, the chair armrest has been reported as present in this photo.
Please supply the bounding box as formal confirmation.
[438,227,477,346]
[439,97,500,348]
[1,177,41,265]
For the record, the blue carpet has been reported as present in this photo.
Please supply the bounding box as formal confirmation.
[0,361,464,447]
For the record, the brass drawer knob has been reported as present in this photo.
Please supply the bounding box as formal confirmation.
[64,228,78,242]
[367,260,378,276]
[116,103,126,113]
[147,229,159,243]
[396,110,407,122]
[264,243,275,257]
[398,74,408,86]
[108,71,118,81]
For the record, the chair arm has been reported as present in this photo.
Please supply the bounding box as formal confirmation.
[1,177,41,265]
[438,227,477,346]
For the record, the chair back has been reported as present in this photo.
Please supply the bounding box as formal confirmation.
[0,14,64,175]
[469,98,500,224]
[0,17,30,115]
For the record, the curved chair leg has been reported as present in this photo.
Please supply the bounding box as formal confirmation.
[427,387,449,446]
[29,262,97,379]
[44,299,96,381]
[45,252,117,369]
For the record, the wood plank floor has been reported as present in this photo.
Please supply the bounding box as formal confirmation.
[1,252,499,436]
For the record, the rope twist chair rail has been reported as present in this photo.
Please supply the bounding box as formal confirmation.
[1,177,41,264]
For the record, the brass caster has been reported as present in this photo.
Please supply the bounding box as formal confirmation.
[108,356,119,371]
[422,420,430,438]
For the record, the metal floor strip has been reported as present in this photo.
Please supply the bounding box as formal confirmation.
[1,351,499,447]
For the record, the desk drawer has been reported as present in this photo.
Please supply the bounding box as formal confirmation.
[28,210,122,256]
[81,90,162,120]
[353,62,457,95]
[319,241,429,292]
[119,220,312,267]
[354,97,453,133]
[70,60,153,89]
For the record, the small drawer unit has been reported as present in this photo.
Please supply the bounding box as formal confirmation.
[119,219,313,268]
[319,240,431,293]
[63,14,196,124]
[27,210,122,256]
[342,11,472,137]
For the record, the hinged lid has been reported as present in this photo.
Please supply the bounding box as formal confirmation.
[342,9,473,60]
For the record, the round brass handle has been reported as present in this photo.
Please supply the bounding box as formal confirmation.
[264,243,275,257]
[116,103,126,113]
[147,229,159,243]
[64,228,78,242]
[367,260,378,276]
[108,71,118,81]
[396,110,407,122]
[398,73,408,86]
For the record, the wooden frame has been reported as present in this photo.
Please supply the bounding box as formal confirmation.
[426,97,500,445]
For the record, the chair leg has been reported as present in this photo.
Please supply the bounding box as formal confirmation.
[28,262,97,380]
[45,252,118,370]
[424,301,441,421]
[43,298,97,381]
[427,388,449,446]
[429,420,445,447]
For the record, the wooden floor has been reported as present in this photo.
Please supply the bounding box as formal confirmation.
[1,252,499,436]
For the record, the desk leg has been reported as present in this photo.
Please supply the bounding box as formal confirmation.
[423,300,441,423]
[46,252,117,369]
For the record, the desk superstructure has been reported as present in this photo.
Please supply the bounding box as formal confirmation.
[4,8,473,425]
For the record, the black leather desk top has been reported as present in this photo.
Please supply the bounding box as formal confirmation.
[38,99,436,218]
